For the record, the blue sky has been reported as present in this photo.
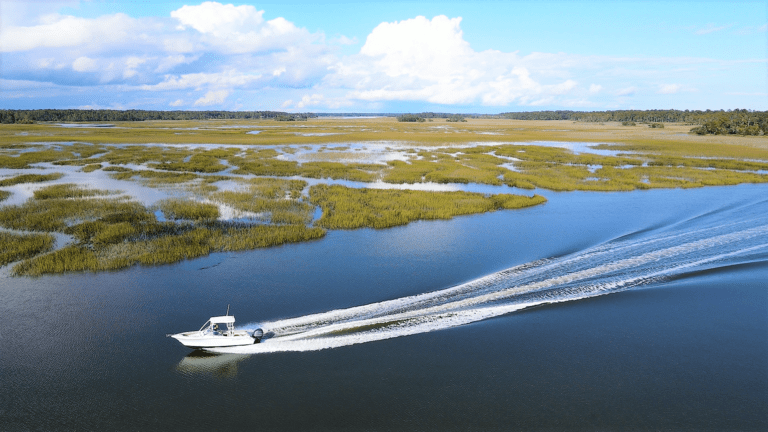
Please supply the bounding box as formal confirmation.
[1,0,766,113]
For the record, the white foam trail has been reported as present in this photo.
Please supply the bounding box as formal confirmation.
[211,220,768,355]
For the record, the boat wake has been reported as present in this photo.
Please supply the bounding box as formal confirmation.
[212,202,768,355]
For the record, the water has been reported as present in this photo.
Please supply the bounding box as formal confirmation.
[1,184,766,430]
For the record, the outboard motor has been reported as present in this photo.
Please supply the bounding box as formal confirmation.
[252,328,264,343]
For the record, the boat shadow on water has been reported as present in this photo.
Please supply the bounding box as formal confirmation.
[175,350,251,378]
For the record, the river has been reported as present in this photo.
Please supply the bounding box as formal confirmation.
[1,183,766,430]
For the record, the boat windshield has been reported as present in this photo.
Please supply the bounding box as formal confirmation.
[198,320,234,335]
[198,320,212,332]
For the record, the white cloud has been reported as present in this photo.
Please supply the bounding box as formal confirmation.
[332,15,577,107]
[155,55,199,73]
[0,13,140,52]
[0,1,331,92]
[72,56,98,72]
[658,84,680,94]
[170,2,313,54]
[172,2,264,34]
[194,89,230,106]
[296,94,325,109]
[142,70,263,91]
[1,5,761,111]
[123,56,148,79]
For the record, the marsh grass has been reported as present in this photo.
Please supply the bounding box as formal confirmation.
[210,178,313,224]
[153,152,231,173]
[157,198,220,221]
[102,166,132,172]
[108,169,200,185]
[0,232,55,266]
[299,162,380,182]
[12,245,98,276]
[4,118,768,275]
[0,190,10,202]
[0,142,106,169]
[0,195,147,231]
[33,183,114,200]
[4,119,768,153]
[0,173,64,186]
[89,223,326,270]
[1,174,325,275]
[5,120,766,194]
[309,184,546,229]
[8,204,326,275]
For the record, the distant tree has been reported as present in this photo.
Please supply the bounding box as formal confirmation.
[397,114,426,122]
[0,109,313,123]
[446,115,467,122]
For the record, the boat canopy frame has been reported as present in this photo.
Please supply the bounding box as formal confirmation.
[198,315,237,335]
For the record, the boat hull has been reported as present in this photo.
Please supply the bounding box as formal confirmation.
[171,331,256,349]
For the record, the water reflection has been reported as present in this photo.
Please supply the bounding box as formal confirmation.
[175,350,250,379]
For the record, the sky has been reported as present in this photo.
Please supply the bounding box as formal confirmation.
[0,0,766,113]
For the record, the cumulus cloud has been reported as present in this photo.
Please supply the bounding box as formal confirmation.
[170,1,313,54]
[0,4,758,111]
[194,89,230,106]
[0,12,140,52]
[0,2,336,108]
[330,15,578,107]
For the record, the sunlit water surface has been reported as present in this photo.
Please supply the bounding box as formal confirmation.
[1,184,766,430]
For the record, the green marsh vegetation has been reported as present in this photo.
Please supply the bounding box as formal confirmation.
[209,178,314,225]
[157,198,220,221]
[0,190,10,201]
[0,173,64,186]
[0,232,55,266]
[32,183,113,200]
[309,184,546,229]
[2,119,767,195]
[0,182,326,275]
[2,117,767,275]
[230,148,381,181]
[11,222,325,276]
[107,168,201,185]
[0,186,146,232]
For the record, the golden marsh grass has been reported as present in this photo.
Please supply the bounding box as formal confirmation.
[2,118,767,275]
[309,184,546,229]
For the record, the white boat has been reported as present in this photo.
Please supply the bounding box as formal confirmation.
[170,314,263,349]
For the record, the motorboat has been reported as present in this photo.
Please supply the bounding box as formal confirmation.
[170,314,263,349]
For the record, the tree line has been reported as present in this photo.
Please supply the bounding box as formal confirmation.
[2,108,764,136]
[499,109,765,125]
[0,109,315,124]
[688,110,767,136]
